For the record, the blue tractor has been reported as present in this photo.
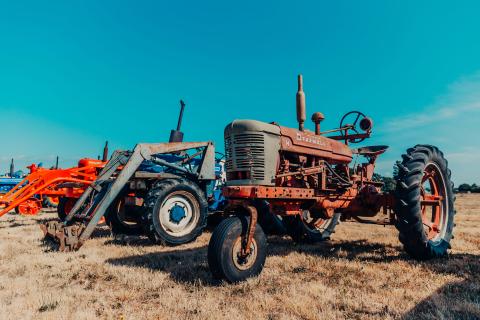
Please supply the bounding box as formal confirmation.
[42,101,228,251]
[0,159,24,195]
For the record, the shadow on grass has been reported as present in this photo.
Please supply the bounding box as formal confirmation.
[105,235,480,296]
[104,235,156,247]
[267,237,408,263]
[106,246,214,285]
[0,221,36,229]
[398,251,480,319]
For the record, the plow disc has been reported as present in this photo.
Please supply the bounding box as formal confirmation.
[40,221,86,252]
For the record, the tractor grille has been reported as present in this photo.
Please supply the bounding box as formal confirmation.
[225,133,265,181]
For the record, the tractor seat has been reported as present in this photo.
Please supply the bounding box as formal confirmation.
[352,145,389,156]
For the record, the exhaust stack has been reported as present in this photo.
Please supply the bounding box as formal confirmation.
[296,74,306,131]
[55,156,59,169]
[169,100,186,143]
[9,159,14,177]
[102,141,109,162]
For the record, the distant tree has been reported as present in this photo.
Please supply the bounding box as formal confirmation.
[372,173,396,192]
[471,183,480,193]
[382,177,396,192]
[393,161,400,178]
[458,183,472,193]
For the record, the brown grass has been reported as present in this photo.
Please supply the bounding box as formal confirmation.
[0,194,478,320]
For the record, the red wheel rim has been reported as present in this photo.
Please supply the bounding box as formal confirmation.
[17,198,42,215]
[49,196,60,205]
[420,163,448,241]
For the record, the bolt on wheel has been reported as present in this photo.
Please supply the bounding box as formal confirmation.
[159,191,199,237]
[420,163,449,241]
[15,198,42,215]
[232,237,258,271]
[144,178,208,246]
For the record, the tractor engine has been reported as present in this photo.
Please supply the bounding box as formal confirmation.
[223,75,390,221]
[224,120,353,189]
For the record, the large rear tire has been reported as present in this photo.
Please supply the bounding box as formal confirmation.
[104,190,144,236]
[283,212,340,243]
[143,178,208,246]
[57,197,76,221]
[394,145,455,259]
[43,196,59,208]
[255,200,287,235]
[208,215,267,283]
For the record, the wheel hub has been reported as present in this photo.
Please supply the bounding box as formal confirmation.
[169,204,186,224]
[232,237,257,271]
[18,198,42,215]
[159,191,199,237]
[420,162,448,241]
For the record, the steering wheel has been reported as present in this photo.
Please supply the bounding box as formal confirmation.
[339,111,370,143]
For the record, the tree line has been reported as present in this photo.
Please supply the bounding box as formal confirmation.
[456,183,480,193]
[372,172,477,194]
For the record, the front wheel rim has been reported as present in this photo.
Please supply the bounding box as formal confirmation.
[18,198,41,215]
[159,191,200,237]
[232,237,257,270]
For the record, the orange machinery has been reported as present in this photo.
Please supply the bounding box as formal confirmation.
[0,143,108,217]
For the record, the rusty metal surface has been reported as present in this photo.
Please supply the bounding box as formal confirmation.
[296,74,306,131]
[311,112,325,135]
[279,126,353,163]
[242,205,258,256]
[223,186,315,199]
[41,221,86,252]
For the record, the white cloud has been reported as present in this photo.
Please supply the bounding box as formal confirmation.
[382,72,480,132]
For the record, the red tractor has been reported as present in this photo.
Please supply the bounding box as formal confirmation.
[208,75,455,283]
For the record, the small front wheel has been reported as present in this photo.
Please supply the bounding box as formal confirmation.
[208,215,267,283]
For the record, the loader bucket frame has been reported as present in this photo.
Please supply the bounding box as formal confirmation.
[41,141,215,251]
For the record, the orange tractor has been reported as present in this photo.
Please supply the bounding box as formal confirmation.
[0,143,109,219]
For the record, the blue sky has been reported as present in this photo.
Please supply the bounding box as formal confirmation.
[1,1,479,183]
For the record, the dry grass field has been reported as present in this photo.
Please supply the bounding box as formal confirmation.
[0,194,478,320]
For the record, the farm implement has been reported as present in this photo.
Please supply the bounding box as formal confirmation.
[207,75,455,282]
[41,101,224,251]
[0,143,109,217]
